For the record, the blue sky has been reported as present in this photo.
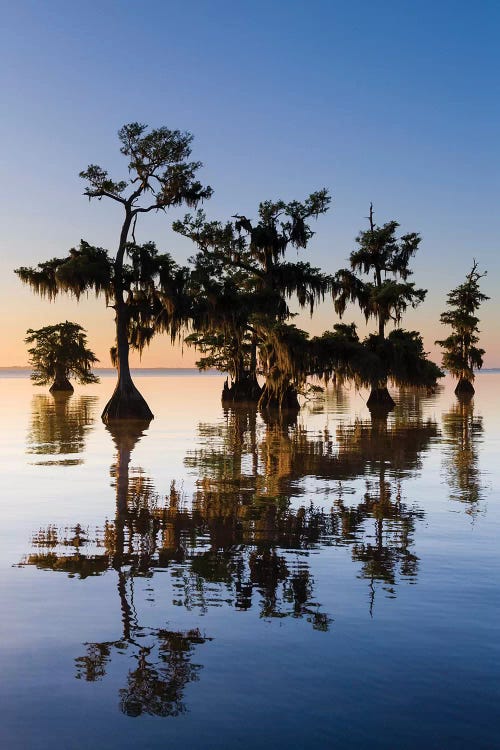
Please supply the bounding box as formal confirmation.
[1,0,498,366]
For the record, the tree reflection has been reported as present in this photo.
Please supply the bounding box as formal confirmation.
[22,420,210,718]
[442,398,484,515]
[19,390,441,716]
[334,411,434,612]
[27,392,97,465]
[184,395,437,615]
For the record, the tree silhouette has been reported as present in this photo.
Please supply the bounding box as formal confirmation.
[436,261,489,396]
[333,205,440,410]
[16,123,212,421]
[174,190,333,409]
[25,322,99,392]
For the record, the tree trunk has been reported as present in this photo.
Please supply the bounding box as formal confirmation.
[367,385,395,413]
[221,336,262,404]
[50,364,74,392]
[455,378,475,397]
[102,210,154,423]
[259,382,300,412]
[102,303,154,422]
[222,374,262,404]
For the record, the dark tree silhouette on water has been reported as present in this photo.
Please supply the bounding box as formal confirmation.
[16,123,212,421]
[174,190,332,410]
[25,322,99,392]
[333,205,441,411]
[436,261,489,397]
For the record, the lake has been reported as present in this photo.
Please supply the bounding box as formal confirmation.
[0,371,498,749]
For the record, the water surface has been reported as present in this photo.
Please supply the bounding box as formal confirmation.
[0,372,498,749]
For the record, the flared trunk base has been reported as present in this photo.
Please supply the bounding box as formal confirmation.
[102,378,154,423]
[455,378,475,397]
[259,384,300,412]
[222,376,262,405]
[49,378,74,393]
[367,386,395,414]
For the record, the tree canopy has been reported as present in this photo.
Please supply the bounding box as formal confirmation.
[331,205,441,408]
[25,321,99,392]
[435,261,489,396]
[333,205,426,336]
[174,190,333,408]
[16,123,212,420]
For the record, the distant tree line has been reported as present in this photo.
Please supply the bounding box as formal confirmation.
[15,123,489,418]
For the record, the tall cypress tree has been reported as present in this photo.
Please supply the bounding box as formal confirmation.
[16,123,212,421]
[436,261,489,396]
[333,204,430,409]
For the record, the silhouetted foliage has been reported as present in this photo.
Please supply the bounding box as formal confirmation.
[332,205,441,409]
[16,123,212,420]
[25,322,99,392]
[436,261,489,396]
[174,190,333,409]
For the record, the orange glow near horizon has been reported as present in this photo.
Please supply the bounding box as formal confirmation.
[2,282,498,370]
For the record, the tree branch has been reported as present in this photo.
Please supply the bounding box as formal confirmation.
[85,189,127,205]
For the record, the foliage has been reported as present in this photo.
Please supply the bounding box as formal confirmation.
[364,329,443,388]
[435,261,489,382]
[16,124,212,357]
[80,122,213,211]
[331,205,441,392]
[334,204,426,337]
[309,323,376,386]
[25,322,99,386]
[16,123,212,419]
[174,191,333,402]
[18,241,191,359]
[309,325,442,390]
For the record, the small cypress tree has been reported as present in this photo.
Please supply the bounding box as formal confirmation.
[25,321,99,392]
[436,261,489,397]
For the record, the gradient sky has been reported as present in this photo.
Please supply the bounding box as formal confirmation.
[1,0,498,367]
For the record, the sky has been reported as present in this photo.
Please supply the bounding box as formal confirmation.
[0,0,498,367]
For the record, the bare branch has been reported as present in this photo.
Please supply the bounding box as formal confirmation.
[84,189,127,205]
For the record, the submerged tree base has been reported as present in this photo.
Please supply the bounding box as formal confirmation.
[102,379,154,423]
[455,378,475,397]
[367,387,395,413]
[49,377,74,393]
[259,384,300,412]
[221,377,263,405]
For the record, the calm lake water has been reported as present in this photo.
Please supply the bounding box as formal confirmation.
[0,371,498,749]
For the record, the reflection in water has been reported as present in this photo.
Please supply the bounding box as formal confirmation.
[20,391,443,716]
[23,420,210,718]
[335,413,435,611]
[186,400,437,615]
[27,393,97,465]
[76,623,208,718]
[442,399,485,515]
